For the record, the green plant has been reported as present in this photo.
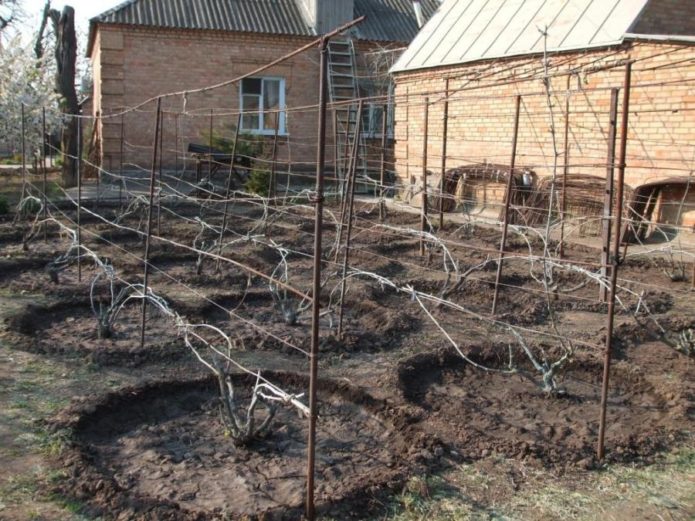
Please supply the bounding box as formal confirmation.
[245,168,271,197]
[0,195,9,215]
[203,126,267,161]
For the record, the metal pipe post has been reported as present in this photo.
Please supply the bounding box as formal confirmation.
[174,113,179,176]
[420,98,429,256]
[306,36,329,521]
[119,112,125,209]
[269,117,280,204]
[439,80,450,230]
[491,95,522,315]
[208,108,214,178]
[379,103,388,221]
[21,103,26,200]
[598,63,632,461]
[42,107,48,242]
[77,112,83,282]
[216,113,242,271]
[600,89,620,303]
[140,98,163,349]
[559,75,571,259]
[337,100,364,339]
[95,113,101,211]
[334,103,364,263]
[157,109,164,234]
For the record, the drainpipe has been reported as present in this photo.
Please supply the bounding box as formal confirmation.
[412,0,424,28]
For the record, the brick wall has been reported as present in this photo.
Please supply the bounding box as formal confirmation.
[91,25,400,180]
[92,25,327,174]
[392,41,695,223]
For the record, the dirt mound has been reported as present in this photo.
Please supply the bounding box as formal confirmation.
[5,297,188,367]
[52,373,433,520]
[397,345,694,471]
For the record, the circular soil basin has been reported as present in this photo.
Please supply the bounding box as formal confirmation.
[398,346,693,469]
[6,297,186,367]
[55,373,421,519]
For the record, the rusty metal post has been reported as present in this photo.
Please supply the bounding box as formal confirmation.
[598,63,632,462]
[77,112,83,282]
[332,109,339,196]
[42,107,48,242]
[269,116,280,204]
[341,106,354,201]
[21,103,26,200]
[439,80,450,230]
[157,109,164,234]
[491,95,522,315]
[559,75,571,259]
[306,36,329,521]
[600,89,620,303]
[334,102,364,263]
[216,113,242,271]
[208,108,214,178]
[140,98,163,350]
[420,98,429,256]
[337,100,364,339]
[379,103,389,221]
[338,108,358,227]
[174,113,179,176]
[94,113,101,211]
[119,112,125,209]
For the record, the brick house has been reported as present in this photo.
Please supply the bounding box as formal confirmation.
[391,0,695,231]
[87,0,438,177]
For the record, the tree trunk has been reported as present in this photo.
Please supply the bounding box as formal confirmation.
[48,6,79,187]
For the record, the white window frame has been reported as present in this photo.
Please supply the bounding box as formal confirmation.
[239,76,287,136]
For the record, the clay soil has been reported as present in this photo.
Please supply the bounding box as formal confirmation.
[1,200,694,520]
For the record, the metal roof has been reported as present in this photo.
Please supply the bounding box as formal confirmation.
[90,0,440,45]
[392,0,651,73]
[354,0,440,43]
[93,0,314,36]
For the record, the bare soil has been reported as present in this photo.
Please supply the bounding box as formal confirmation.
[1,201,694,520]
[52,373,431,520]
[397,342,694,470]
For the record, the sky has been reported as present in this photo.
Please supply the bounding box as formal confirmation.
[20,0,122,42]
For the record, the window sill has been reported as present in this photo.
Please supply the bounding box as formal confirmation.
[241,129,289,137]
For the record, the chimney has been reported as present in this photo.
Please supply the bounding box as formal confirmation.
[299,0,354,34]
[412,0,424,28]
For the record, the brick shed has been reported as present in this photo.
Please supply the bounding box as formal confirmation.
[87,0,439,177]
[391,0,695,232]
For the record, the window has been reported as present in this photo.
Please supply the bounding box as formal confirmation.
[240,77,286,135]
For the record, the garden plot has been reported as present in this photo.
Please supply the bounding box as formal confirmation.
[2,199,694,520]
[53,373,427,520]
[5,296,188,366]
[397,342,694,470]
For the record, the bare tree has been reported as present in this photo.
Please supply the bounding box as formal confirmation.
[0,0,21,31]
[37,1,79,187]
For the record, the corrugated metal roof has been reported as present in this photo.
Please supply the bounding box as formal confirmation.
[94,0,314,36]
[354,0,440,42]
[91,0,440,43]
[392,0,651,73]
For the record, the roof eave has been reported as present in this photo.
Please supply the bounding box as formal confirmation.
[391,38,632,75]
[623,33,695,45]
